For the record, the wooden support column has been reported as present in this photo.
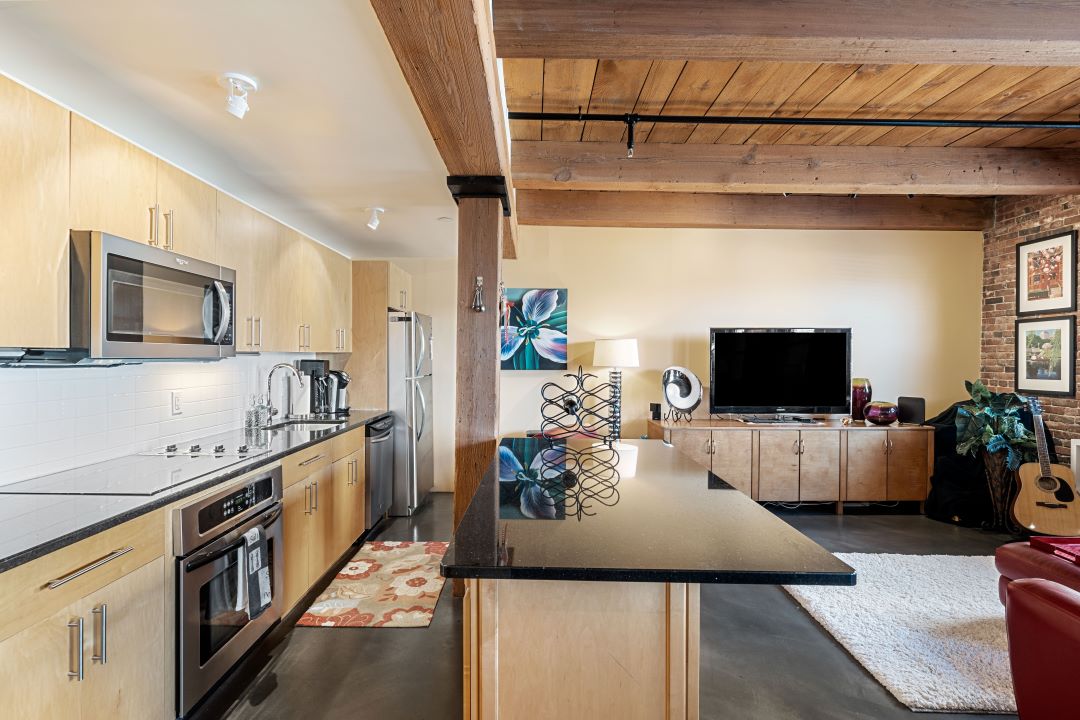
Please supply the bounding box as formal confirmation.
[453,197,504,538]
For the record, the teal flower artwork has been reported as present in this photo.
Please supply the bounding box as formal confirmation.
[499,288,568,370]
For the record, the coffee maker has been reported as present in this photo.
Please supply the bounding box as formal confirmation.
[297,359,331,415]
[327,370,350,414]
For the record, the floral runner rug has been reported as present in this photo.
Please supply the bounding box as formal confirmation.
[296,540,449,628]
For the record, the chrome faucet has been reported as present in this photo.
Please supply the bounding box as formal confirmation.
[265,363,303,421]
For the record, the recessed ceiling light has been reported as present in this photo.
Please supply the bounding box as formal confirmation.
[219,72,258,120]
[366,207,385,231]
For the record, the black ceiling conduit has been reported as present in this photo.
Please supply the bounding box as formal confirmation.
[507,110,1080,158]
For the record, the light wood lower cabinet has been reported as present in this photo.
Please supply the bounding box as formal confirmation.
[331,449,367,557]
[283,463,337,611]
[0,74,71,349]
[0,557,165,720]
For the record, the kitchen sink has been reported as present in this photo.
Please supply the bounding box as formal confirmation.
[266,419,346,432]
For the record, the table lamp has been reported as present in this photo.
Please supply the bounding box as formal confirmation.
[593,338,639,441]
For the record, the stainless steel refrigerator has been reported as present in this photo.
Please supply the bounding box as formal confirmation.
[388,312,434,516]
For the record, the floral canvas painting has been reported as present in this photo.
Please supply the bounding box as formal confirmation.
[499,288,568,370]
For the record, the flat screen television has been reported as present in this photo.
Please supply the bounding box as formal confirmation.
[710,328,851,415]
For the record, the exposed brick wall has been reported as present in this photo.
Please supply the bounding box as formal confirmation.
[982,195,1080,459]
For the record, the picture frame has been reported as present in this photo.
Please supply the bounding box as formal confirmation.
[1016,230,1077,316]
[1015,314,1076,397]
[499,288,568,371]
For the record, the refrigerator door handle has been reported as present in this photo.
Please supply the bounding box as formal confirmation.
[414,319,427,377]
[414,381,427,442]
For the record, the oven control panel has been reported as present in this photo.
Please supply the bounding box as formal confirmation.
[197,476,273,535]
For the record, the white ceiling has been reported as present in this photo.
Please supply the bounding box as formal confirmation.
[0,0,458,258]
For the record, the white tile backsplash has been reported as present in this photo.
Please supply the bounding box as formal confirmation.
[0,352,308,486]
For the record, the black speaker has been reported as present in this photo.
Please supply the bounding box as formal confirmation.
[650,403,661,421]
[898,396,925,425]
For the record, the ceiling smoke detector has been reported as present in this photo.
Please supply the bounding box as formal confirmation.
[366,207,385,231]
[219,73,258,119]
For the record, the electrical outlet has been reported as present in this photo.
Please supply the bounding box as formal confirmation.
[171,391,183,416]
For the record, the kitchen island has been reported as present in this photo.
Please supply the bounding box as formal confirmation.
[442,438,855,720]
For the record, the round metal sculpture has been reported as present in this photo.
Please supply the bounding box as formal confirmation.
[662,366,702,423]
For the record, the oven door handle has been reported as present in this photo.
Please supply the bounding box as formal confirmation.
[183,505,282,573]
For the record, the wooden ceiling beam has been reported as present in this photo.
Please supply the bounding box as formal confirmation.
[513,141,1080,196]
[492,0,1080,66]
[370,0,517,258]
[516,190,992,231]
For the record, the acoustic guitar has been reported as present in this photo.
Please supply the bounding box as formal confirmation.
[1012,397,1080,536]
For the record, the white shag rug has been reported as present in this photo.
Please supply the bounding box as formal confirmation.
[784,553,1014,714]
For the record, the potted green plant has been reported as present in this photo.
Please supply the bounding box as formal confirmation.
[955,380,1037,531]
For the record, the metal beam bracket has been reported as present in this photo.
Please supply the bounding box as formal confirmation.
[447,175,512,217]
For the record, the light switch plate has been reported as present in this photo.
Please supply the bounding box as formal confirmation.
[171,391,183,416]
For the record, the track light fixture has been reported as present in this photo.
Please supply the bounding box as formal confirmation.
[219,73,258,120]
[366,207,385,231]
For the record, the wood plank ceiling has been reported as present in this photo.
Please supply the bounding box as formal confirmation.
[503,59,1080,149]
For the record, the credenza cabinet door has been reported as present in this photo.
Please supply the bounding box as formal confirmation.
[711,431,753,496]
[70,114,158,245]
[887,431,929,501]
[667,429,714,473]
[757,430,800,502]
[846,430,889,501]
[799,431,841,501]
[0,74,70,349]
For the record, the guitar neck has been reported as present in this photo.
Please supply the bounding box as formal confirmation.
[1034,413,1053,476]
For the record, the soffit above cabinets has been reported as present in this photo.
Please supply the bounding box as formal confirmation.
[0,0,458,258]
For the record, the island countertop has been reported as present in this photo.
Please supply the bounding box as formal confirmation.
[441,438,856,585]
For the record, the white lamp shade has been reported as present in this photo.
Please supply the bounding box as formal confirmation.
[593,338,639,368]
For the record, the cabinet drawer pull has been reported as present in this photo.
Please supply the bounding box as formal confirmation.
[46,546,134,589]
[67,617,84,681]
[92,604,107,665]
[304,483,312,515]
[298,453,325,467]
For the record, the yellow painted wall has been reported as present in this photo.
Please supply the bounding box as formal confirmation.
[499,225,984,440]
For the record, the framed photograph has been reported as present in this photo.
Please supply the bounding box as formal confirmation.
[1015,315,1076,397]
[1016,230,1077,316]
[499,288,568,371]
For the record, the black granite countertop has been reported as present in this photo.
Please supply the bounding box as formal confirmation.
[442,438,856,585]
[0,410,392,574]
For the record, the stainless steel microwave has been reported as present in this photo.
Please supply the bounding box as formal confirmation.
[64,231,236,361]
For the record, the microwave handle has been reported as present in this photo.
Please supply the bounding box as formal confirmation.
[211,281,232,344]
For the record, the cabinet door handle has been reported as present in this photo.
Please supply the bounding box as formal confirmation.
[304,483,312,515]
[47,546,134,589]
[247,317,255,349]
[298,453,324,467]
[163,210,174,250]
[312,479,319,511]
[882,438,890,455]
[299,324,305,350]
[792,439,801,455]
[148,204,159,246]
[799,440,806,455]
[255,317,263,347]
[403,289,408,308]
[92,604,107,665]
[305,324,311,349]
[67,617,84,681]
[704,438,713,455]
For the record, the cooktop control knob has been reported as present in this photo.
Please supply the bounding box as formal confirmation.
[214,444,226,454]
[237,445,249,454]
[189,444,201,453]
[165,444,177,453]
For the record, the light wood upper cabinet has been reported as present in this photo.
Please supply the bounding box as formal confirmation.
[388,262,413,312]
[156,159,216,260]
[329,247,353,352]
[299,239,352,353]
[0,74,71,349]
[257,224,305,352]
[70,114,158,245]
[216,192,258,351]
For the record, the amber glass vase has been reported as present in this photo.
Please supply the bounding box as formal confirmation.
[851,378,872,421]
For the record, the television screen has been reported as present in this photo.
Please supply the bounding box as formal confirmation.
[710,328,851,414]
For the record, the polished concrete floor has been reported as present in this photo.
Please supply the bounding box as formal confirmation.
[198,497,1018,720]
